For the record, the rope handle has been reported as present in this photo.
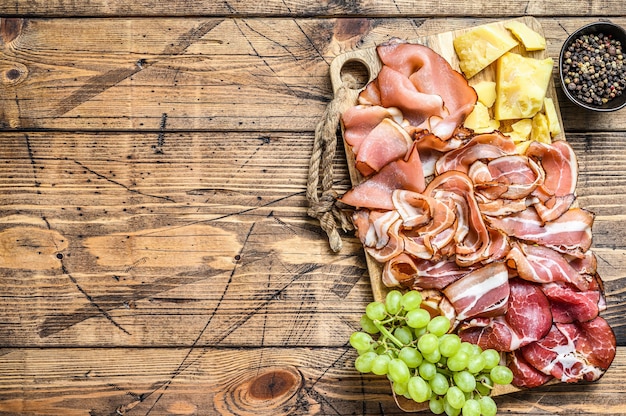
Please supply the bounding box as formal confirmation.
[306,79,359,252]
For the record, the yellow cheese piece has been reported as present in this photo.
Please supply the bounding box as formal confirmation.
[508,119,533,142]
[473,81,497,108]
[504,21,546,51]
[464,102,500,133]
[453,25,519,79]
[494,52,554,121]
[531,112,551,143]
[543,97,562,136]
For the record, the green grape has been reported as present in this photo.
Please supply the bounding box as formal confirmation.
[481,349,501,370]
[371,354,391,376]
[458,342,476,356]
[475,374,494,396]
[413,326,427,339]
[349,331,373,352]
[443,400,461,416]
[408,376,431,403]
[417,333,439,355]
[438,333,461,357]
[445,385,466,410]
[406,308,431,328]
[388,358,411,384]
[446,351,469,372]
[491,365,514,385]
[354,351,377,373]
[394,326,414,345]
[429,396,446,415]
[422,348,442,364]
[385,290,403,315]
[401,290,422,311]
[462,398,482,416]
[429,372,450,396]
[398,346,423,368]
[427,315,451,336]
[479,396,498,416]
[365,301,387,321]
[466,354,486,374]
[360,314,380,334]
[418,361,437,381]
[393,380,409,396]
[452,370,476,393]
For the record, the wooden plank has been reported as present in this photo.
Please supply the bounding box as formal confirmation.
[0,347,624,416]
[0,131,624,348]
[2,17,626,132]
[1,0,626,17]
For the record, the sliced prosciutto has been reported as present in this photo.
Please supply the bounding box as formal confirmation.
[375,40,477,140]
[506,242,590,291]
[355,118,413,177]
[435,132,517,175]
[486,206,594,257]
[508,350,554,388]
[527,140,578,222]
[339,142,425,210]
[521,317,616,383]
[342,105,404,154]
[541,282,602,324]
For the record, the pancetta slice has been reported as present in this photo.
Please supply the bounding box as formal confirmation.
[506,242,590,291]
[472,155,545,200]
[442,262,510,321]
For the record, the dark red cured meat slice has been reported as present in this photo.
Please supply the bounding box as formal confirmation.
[508,349,553,388]
[521,317,616,383]
[542,282,601,323]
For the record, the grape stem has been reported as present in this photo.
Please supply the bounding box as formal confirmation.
[373,320,404,349]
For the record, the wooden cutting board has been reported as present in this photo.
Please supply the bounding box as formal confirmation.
[330,16,563,411]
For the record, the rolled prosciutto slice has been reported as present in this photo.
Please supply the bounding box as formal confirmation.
[521,317,616,383]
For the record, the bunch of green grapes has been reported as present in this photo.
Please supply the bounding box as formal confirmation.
[349,290,513,416]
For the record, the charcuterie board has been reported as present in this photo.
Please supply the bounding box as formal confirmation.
[330,16,564,411]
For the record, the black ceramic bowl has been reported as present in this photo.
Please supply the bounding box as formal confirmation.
[559,21,626,112]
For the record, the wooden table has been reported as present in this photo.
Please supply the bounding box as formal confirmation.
[1,2,625,415]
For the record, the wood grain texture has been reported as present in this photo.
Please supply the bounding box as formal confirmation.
[0,347,624,416]
[1,8,626,415]
[2,17,626,132]
[1,1,626,17]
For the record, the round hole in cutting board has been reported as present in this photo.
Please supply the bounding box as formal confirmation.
[340,59,370,89]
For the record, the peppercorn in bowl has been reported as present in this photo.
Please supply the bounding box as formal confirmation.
[559,21,626,112]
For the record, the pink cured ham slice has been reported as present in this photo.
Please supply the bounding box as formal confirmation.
[527,140,578,222]
[339,142,425,210]
[508,350,554,388]
[485,207,594,257]
[506,242,590,291]
[458,279,552,351]
[442,262,510,321]
[435,132,517,175]
[342,105,404,154]
[355,118,413,177]
[352,210,404,263]
[521,317,616,383]
[472,155,545,200]
[375,41,477,140]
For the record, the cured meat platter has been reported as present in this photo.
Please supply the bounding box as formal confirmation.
[330,16,610,412]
